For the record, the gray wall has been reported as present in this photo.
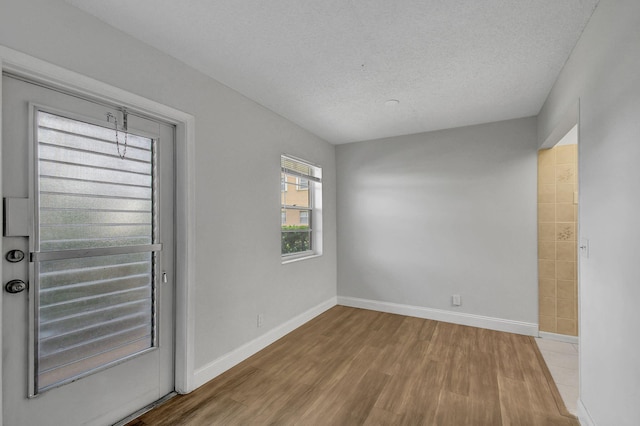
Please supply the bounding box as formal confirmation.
[0,0,336,373]
[538,0,640,424]
[337,117,538,323]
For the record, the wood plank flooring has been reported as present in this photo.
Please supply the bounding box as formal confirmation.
[127,306,578,426]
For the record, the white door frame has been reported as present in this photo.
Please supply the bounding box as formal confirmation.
[0,45,197,423]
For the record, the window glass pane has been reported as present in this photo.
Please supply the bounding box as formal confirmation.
[281,230,311,255]
[297,177,309,190]
[299,211,309,225]
[282,173,310,208]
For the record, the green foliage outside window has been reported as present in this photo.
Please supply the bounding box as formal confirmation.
[281,225,311,254]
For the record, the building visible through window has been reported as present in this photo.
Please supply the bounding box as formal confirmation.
[300,210,309,225]
[281,155,322,260]
[297,177,309,190]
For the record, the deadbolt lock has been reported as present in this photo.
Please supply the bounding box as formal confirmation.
[5,279,27,294]
[6,249,25,263]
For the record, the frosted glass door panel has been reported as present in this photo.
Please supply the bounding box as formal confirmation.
[33,110,157,393]
[37,253,153,390]
[37,111,153,251]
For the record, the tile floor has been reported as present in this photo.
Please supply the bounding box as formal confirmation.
[535,338,579,415]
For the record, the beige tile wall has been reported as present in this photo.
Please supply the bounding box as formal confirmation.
[538,145,578,336]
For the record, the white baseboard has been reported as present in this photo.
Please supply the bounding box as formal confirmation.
[337,296,538,336]
[538,331,580,344]
[192,295,540,390]
[192,297,337,389]
[577,399,596,426]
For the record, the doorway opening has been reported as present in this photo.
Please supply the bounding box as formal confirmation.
[537,124,579,338]
[536,123,579,415]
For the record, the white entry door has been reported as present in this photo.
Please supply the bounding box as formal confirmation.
[2,74,175,425]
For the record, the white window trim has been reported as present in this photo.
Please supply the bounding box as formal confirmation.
[281,154,322,263]
[281,253,322,264]
[0,46,197,396]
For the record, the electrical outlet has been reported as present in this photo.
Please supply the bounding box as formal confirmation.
[452,294,461,306]
[257,314,264,328]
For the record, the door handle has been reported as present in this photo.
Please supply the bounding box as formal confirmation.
[5,279,27,294]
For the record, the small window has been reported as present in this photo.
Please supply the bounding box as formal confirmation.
[281,155,322,261]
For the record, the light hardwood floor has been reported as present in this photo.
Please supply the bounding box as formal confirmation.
[127,306,578,425]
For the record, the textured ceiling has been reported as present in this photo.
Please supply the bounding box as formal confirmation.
[66,0,598,144]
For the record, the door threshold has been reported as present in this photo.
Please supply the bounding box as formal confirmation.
[113,392,177,426]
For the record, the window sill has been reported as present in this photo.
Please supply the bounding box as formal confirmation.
[281,253,322,265]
